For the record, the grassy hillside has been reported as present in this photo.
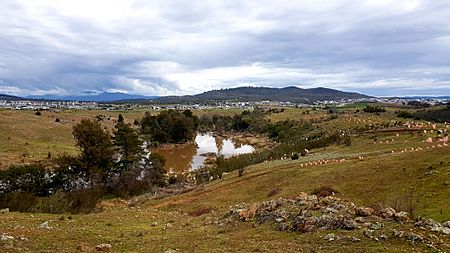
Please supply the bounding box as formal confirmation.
[1,131,449,252]
[0,109,149,169]
[1,106,449,252]
[0,108,253,169]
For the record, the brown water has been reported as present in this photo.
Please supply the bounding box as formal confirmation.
[152,133,254,172]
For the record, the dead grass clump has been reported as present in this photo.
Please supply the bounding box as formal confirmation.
[188,207,215,217]
[311,186,338,198]
[267,188,281,197]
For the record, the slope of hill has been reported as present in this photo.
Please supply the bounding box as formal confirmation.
[1,106,449,252]
[27,92,157,102]
[152,86,371,104]
[1,135,449,252]
[0,94,22,100]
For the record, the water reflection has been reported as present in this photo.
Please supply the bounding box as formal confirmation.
[153,133,254,172]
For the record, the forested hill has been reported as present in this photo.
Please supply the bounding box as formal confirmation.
[151,86,371,104]
[0,94,22,100]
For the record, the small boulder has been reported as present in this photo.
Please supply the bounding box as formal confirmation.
[415,217,439,229]
[394,211,410,222]
[350,237,361,242]
[324,233,337,241]
[320,196,334,205]
[343,219,357,230]
[1,234,14,241]
[96,243,112,252]
[275,217,285,223]
[77,244,92,252]
[39,221,51,229]
[392,229,405,238]
[354,217,365,223]
[323,207,338,214]
[363,229,374,238]
[297,192,308,199]
[379,207,396,219]
[238,204,258,221]
[405,232,423,243]
[442,227,450,235]
[355,207,374,217]
[370,222,383,230]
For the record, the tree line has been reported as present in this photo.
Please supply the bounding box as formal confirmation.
[0,114,166,213]
[1,108,353,213]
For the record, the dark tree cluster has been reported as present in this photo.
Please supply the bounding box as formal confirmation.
[140,110,198,144]
[198,109,269,133]
[267,120,312,143]
[363,105,386,113]
[407,101,431,108]
[0,115,166,213]
[396,111,415,119]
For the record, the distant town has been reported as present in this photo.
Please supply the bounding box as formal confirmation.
[0,96,448,111]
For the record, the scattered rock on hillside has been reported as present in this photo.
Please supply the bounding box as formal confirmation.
[355,207,374,217]
[1,234,14,241]
[95,243,112,252]
[415,217,450,235]
[324,233,337,241]
[379,207,396,219]
[77,244,92,252]
[405,232,424,243]
[39,221,51,229]
[395,211,411,222]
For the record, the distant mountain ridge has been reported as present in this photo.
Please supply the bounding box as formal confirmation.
[26,92,158,102]
[0,94,22,100]
[151,86,371,104]
[2,87,371,103]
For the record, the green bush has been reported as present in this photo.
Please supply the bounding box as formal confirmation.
[0,164,52,196]
[363,105,386,113]
[140,110,197,144]
[0,192,38,212]
[397,111,414,118]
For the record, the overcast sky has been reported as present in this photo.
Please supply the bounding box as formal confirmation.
[1,0,450,97]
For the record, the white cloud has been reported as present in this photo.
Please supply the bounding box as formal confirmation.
[1,0,450,96]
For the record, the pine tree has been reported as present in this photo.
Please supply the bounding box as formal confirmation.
[72,119,114,179]
[113,121,143,170]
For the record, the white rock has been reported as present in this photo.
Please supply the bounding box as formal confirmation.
[1,234,14,241]
[39,221,51,229]
[96,243,112,252]
[324,233,337,241]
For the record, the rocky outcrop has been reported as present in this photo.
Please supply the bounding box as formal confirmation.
[225,193,405,233]
[415,217,450,235]
[224,192,450,248]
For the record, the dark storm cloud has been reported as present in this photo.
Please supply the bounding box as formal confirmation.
[0,0,449,96]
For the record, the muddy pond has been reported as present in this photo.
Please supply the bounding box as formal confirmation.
[152,133,255,172]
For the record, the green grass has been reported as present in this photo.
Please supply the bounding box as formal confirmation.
[1,107,450,252]
[1,142,449,252]
[0,109,148,169]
